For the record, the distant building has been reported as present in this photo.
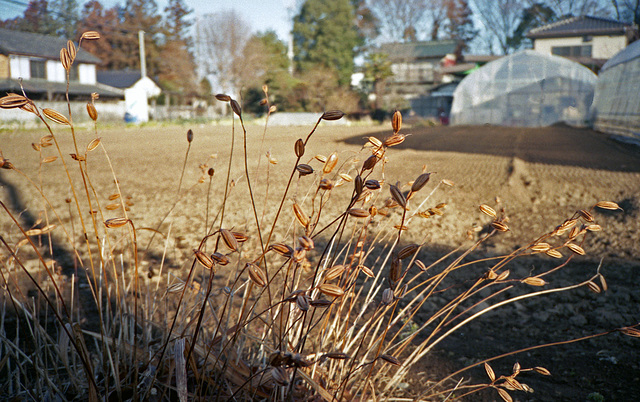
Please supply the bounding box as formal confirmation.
[97,70,161,123]
[0,28,122,100]
[527,15,638,71]
[379,40,458,109]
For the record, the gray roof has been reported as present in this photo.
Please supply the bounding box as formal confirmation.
[380,40,458,60]
[527,15,633,39]
[96,70,142,89]
[0,78,124,98]
[0,28,102,64]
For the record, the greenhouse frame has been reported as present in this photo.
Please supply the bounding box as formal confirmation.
[450,50,598,127]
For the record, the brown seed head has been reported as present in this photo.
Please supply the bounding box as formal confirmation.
[398,243,420,260]
[43,108,70,125]
[0,93,30,109]
[269,243,294,258]
[292,203,309,227]
[348,208,369,218]
[566,243,585,255]
[81,31,101,40]
[491,221,509,232]
[392,110,402,133]
[299,235,314,250]
[215,93,231,102]
[296,294,309,311]
[86,103,98,121]
[522,277,547,286]
[294,138,305,157]
[389,184,407,209]
[247,263,267,287]
[66,40,76,62]
[296,163,314,176]
[60,48,71,71]
[479,204,497,218]
[317,283,344,298]
[208,167,215,177]
[230,99,242,116]
[384,133,406,147]
[411,172,431,193]
[194,250,214,269]
[210,252,230,265]
[187,129,194,143]
[379,354,401,366]
[319,178,333,190]
[381,288,394,305]
[324,265,346,281]
[595,201,621,211]
[323,152,338,174]
[485,362,496,382]
[220,228,239,251]
[321,110,344,121]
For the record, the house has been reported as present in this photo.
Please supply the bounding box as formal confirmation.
[97,70,161,123]
[0,28,123,101]
[527,15,638,71]
[378,40,458,111]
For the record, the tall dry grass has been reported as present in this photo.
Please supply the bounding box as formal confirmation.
[1,31,639,402]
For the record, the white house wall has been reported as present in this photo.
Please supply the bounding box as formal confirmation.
[534,36,628,59]
[46,60,66,82]
[79,63,96,84]
[9,55,30,79]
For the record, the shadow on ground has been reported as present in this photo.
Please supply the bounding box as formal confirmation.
[342,124,640,173]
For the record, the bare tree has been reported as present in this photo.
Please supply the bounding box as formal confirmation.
[194,10,252,96]
[472,0,527,54]
[538,0,612,17]
[611,0,640,25]
[368,0,429,41]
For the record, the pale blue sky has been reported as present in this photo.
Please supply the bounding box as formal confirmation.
[0,0,295,41]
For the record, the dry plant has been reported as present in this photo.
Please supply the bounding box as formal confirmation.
[1,32,639,402]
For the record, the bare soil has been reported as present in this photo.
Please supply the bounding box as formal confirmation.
[1,121,639,401]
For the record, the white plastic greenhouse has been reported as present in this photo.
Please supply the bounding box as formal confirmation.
[451,50,597,127]
[592,40,640,141]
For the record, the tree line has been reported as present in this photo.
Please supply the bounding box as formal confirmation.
[2,0,638,113]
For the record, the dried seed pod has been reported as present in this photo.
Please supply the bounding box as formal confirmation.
[269,105,277,113]
[324,265,345,281]
[323,352,349,360]
[42,156,58,163]
[230,99,242,116]
[485,362,496,382]
[66,40,76,62]
[43,108,70,125]
[354,174,363,195]
[348,208,369,218]
[587,281,601,293]
[20,101,37,114]
[586,224,602,232]
[413,260,427,272]
[208,168,215,177]
[512,362,521,375]
[186,129,194,143]
[479,204,497,218]
[194,250,214,270]
[368,136,382,148]
[566,243,585,255]
[595,201,621,210]
[411,172,431,193]
[86,103,98,121]
[389,184,407,209]
[220,228,239,251]
[60,48,71,71]
[31,143,40,151]
[310,298,332,308]
[362,155,378,171]
[215,93,231,101]
[379,354,401,366]
[392,110,402,133]
[269,243,294,258]
[384,133,406,147]
[259,98,268,106]
[504,377,524,392]
[296,294,310,311]
[86,138,101,153]
[339,173,353,182]
[323,152,338,174]
[70,153,86,162]
[491,221,509,232]
[319,178,333,190]
[298,235,314,250]
[599,274,608,291]
[365,179,381,190]
[568,225,581,239]
[389,257,401,283]
[294,138,305,157]
[292,203,309,227]
[81,31,100,40]
[315,154,327,163]
[522,277,547,286]
[0,93,30,109]
[441,179,455,187]
[296,163,314,176]
[321,110,344,121]
[368,205,377,217]
[211,252,230,265]
[545,249,563,258]
[246,263,267,287]
[381,288,394,305]
[556,219,577,235]
[530,242,551,252]
[359,265,375,277]
[397,244,420,260]
[486,270,498,280]
[578,209,594,222]
[497,388,513,402]
[496,270,510,281]
[317,283,344,298]
[533,366,551,376]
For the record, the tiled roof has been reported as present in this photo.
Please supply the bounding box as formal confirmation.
[96,70,142,89]
[380,40,458,60]
[0,28,101,64]
[527,15,633,39]
[0,78,124,98]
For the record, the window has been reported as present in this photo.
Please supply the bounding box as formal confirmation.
[69,65,79,82]
[30,59,46,79]
[551,45,592,57]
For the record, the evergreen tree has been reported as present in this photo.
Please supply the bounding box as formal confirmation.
[1,0,59,35]
[293,0,363,86]
[507,3,556,51]
[51,0,80,38]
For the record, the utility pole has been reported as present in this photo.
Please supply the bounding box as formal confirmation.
[138,30,147,77]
